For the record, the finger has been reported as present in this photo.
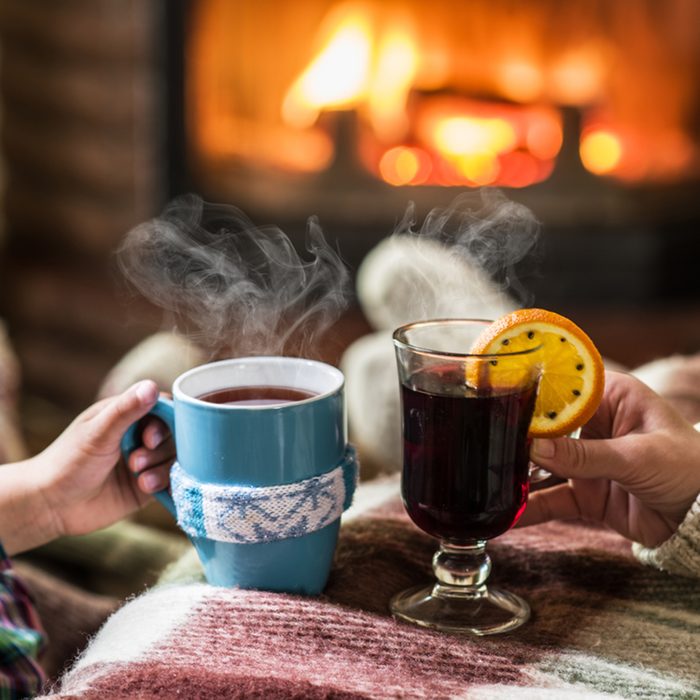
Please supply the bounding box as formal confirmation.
[127,440,175,475]
[141,419,169,449]
[136,464,171,494]
[518,482,581,527]
[578,369,627,439]
[86,381,159,449]
[530,435,632,482]
[74,396,112,423]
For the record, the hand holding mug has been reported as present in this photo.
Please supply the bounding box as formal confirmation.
[0,381,173,556]
[122,357,357,594]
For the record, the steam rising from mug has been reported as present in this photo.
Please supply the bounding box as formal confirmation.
[118,194,351,357]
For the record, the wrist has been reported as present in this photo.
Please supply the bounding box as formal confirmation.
[0,457,63,555]
[633,492,700,578]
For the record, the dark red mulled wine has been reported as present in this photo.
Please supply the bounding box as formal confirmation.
[401,365,536,542]
[198,385,317,406]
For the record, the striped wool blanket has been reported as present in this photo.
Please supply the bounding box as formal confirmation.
[40,479,699,699]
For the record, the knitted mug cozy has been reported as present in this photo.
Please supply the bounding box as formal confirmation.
[171,445,359,544]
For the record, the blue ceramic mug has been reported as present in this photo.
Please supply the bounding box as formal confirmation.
[122,356,354,594]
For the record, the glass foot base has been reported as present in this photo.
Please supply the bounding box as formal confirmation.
[390,583,530,636]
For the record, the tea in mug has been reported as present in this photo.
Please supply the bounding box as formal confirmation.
[198,385,317,406]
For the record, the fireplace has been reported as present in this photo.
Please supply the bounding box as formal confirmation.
[178,0,700,301]
[186,1,700,192]
[0,0,699,429]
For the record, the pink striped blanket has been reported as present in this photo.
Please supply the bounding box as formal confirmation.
[40,489,699,699]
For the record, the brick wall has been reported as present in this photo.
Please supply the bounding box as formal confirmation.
[0,0,168,443]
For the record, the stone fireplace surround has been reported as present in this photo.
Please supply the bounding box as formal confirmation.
[0,0,698,450]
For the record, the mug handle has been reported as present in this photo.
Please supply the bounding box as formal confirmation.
[120,396,177,518]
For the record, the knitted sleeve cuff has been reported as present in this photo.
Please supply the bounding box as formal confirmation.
[632,421,700,578]
[632,494,700,578]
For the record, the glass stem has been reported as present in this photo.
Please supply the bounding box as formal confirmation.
[432,541,491,599]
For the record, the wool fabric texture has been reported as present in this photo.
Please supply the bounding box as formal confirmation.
[631,422,700,578]
[633,492,700,578]
[40,485,700,700]
[171,445,358,544]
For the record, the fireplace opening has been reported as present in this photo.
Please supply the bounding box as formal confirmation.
[0,0,699,448]
[174,0,700,305]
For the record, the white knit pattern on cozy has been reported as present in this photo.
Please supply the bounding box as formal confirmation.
[170,445,358,544]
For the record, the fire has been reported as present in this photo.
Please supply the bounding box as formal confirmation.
[580,122,694,182]
[189,0,700,189]
[282,6,373,129]
[432,117,517,158]
[548,46,607,106]
[580,129,622,175]
[367,18,418,141]
[497,61,544,103]
[282,3,419,141]
[282,3,561,188]
[412,96,561,187]
[428,116,515,185]
[379,146,431,186]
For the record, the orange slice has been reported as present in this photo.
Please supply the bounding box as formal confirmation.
[469,308,605,437]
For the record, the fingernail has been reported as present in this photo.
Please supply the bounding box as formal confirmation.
[135,381,158,404]
[531,438,556,460]
[141,472,163,492]
[134,455,148,471]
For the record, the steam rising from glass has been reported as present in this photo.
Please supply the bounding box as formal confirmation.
[355,189,541,336]
[395,189,540,306]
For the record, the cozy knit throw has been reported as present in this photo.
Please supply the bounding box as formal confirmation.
[39,484,700,699]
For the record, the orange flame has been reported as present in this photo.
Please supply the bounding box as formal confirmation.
[282,3,563,187]
[580,129,622,175]
[282,6,373,128]
[379,146,431,185]
[282,3,419,141]
[191,0,700,187]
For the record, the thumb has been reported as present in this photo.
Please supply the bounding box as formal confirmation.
[530,435,631,481]
[86,380,159,449]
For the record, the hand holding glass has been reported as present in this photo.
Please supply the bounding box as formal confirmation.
[391,319,541,635]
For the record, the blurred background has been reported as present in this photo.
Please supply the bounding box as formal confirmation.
[0,0,699,451]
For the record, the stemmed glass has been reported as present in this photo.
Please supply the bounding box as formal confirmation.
[391,319,542,635]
